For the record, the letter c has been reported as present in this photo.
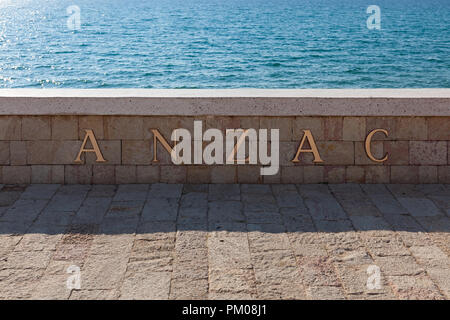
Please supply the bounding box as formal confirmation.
[365,129,388,163]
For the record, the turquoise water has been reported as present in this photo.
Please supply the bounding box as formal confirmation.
[0,0,449,88]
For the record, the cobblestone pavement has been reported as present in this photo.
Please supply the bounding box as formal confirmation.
[0,183,449,300]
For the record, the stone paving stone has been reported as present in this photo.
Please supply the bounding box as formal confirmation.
[129,237,174,264]
[0,234,21,257]
[20,184,60,200]
[241,184,271,195]
[141,198,179,222]
[0,221,32,235]
[0,199,48,223]
[298,186,348,220]
[82,254,129,290]
[271,184,297,195]
[334,195,381,217]
[350,216,393,231]
[0,186,26,207]
[386,184,426,198]
[183,184,208,194]
[104,201,144,220]
[34,210,76,227]
[70,289,119,300]
[247,223,291,251]
[361,185,409,215]
[409,245,450,268]
[148,183,183,199]
[4,250,53,270]
[375,255,425,276]
[0,268,44,299]
[209,201,245,222]
[427,195,450,210]
[250,250,306,299]
[306,285,346,300]
[208,184,240,201]
[426,267,450,299]
[245,211,283,224]
[120,271,171,299]
[273,192,306,209]
[335,263,393,298]
[114,184,149,201]
[0,183,448,300]
[170,278,208,300]
[87,185,117,198]
[90,234,135,255]
[415,216,450,232]
[209,268,257,298]
[242,194,278,212]
[180,192,208,208]
[46,194,86,212]
[208,222,247,238]
[387,275,444,300]
[72,197,111,225]
[397,197,442,217]
[15,233,63,252]
[30,274,72,300]
[208,235,253,270]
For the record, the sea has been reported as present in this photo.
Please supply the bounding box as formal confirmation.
[0,0,449,88]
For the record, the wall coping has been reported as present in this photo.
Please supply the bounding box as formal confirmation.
[0,89,449,116]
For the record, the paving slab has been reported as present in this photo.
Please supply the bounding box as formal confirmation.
[0,183,448,300]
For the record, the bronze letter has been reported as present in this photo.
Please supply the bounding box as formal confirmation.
[292,130,323,163]
[74,129,106,163]
[151,129,174,162]
[365,129,388,163]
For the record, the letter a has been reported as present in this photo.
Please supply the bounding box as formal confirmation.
[74,129,106,163]
[292,130,323,163]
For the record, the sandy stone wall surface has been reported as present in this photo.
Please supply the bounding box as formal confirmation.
[0,90,448,184]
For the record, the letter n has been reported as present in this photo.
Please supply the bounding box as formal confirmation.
[151,129,174,162]
[74,129,106,163]
[292,130,323,163]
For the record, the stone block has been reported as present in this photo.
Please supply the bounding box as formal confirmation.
[427,117,450,140]
[210,166,236,183]
[2,166,31,184]
[93,165,115,184]
[65,165,92,184]
[161,166,186,183]
[343,117,365,141]
[0,116,21,140]
[324,117,343,140]
[115,165,137,184]
[346,166,365,183]
[237,166,262,183]
[293,117,324,141]
[52,116,78,140]
[0,141,9,165]
[365,166,389,184]
[104,116,143,140]
[260,117,292,141]
[391,166,419,184]
[136,166,160,183]
[122,140,152,165]
[22,116,51,140]
[281,166,303,184]
[384,141,409,165]
[303,166,324,183]
[419,166,438,184]
[10,141,26,165]
[409,141,447,165]
[187,166,211,183]
[79,116,104,139]
[396,117,427,140]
